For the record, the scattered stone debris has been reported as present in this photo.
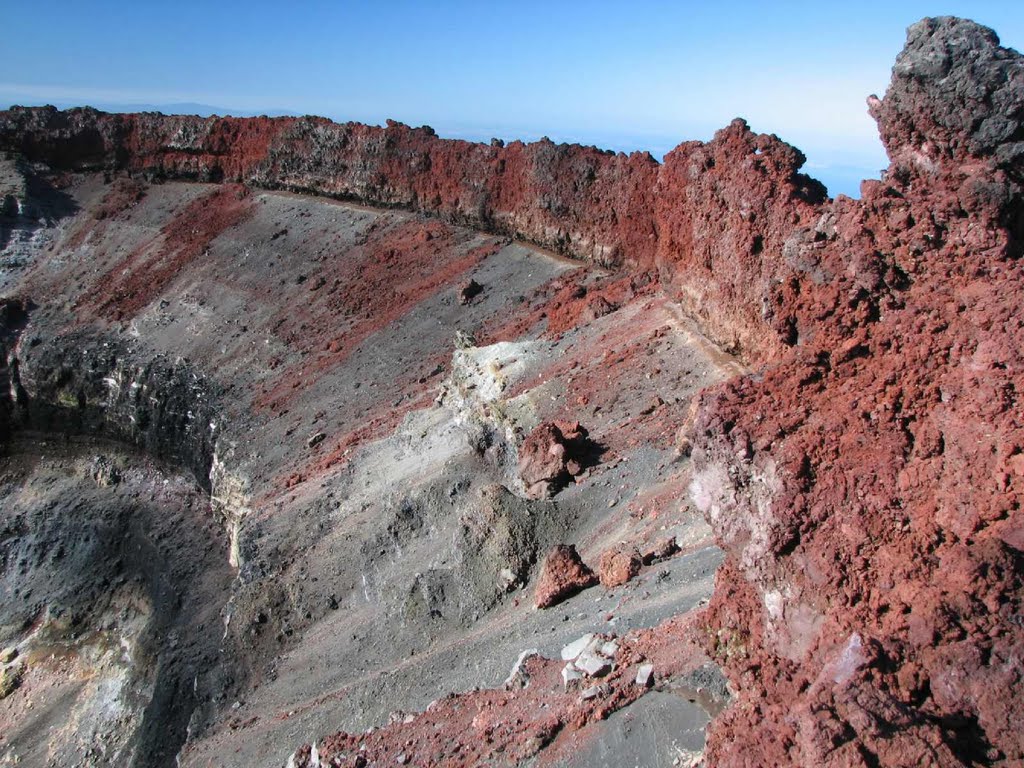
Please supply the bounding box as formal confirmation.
[558,632,619,691]
[642,537,680,565]
[560,633,597,661]
[580,294,618,323]
[503,648,539,690]
[454,329,476,349]
[90,454,122,487]
[458,278,484,305]
[561,663,584,690]
[518,421,594,499]
[639,395,664,416]
[534,545,597,608]
[636,663,654,687]
[575,651,611,677]
[285,743,321,768]
[598,545,643,588]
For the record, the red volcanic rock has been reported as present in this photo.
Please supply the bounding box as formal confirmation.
[93,176,146,220]
[691,18,1024,768]
[0,106,660,269]
[518,420,590,499]
[0,104,813,356]
[654,118,827,362]
[94,184,253,320]
[302,613,714,768]
[597,546,642,588]
[534,545,597,609]
[2,16,1022,765]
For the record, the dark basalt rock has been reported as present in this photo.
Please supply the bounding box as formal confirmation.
[869,17,1024,172]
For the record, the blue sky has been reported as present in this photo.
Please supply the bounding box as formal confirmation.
[1,1,1021,197]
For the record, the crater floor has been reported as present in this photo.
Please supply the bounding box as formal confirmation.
[1,169,740,768]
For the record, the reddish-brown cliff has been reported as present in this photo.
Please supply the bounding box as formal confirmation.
[0,101,822,361]
[690,17,1024,766]
[2,14,1022,767]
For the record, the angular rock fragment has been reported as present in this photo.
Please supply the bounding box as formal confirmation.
[642,537,679,565]
[0,663,20,699]
[575,650,611,677]
[635,663,654,687]
[534,545,597,608]
[598,545,642,588]
[560,633,598,661]
[580,685,602,701]
[518,421,593,499]
[503,648,539,690]
[561,663,583,690]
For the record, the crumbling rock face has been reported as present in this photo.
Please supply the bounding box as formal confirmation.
[0,103,826,359]
[869,16,1024,173]
[1,318,223,489]
[654,120,827,360]
[690,18,1024,767]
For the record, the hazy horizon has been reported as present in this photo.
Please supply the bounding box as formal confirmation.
[3,0,1022,198]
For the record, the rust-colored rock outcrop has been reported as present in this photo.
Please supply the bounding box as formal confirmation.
[597,545,642,588]
[691,17,1024,767]
[2,15,1021,767]
[0,100,824,358]
[518,420,591,499]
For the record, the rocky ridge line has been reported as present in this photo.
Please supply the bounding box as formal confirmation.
[1,14,1022,768]
[0,105,826,362]
[691,17,1023,766]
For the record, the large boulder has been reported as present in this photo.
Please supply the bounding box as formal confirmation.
[534,545,597,609]
[517,421,591,499]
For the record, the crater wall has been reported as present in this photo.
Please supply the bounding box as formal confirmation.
[1,15,1022,768]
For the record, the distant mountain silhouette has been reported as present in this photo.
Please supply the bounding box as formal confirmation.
[3,99,299,118]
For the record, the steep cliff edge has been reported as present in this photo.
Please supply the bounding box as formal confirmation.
[1,14,1022,768]
[692,17,1024,767]
[0,102,824,363]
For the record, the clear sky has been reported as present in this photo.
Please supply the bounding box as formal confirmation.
[1,1,1021,197]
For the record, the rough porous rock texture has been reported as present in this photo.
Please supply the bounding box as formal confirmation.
[517,420,591,499]
[597,546,643,588]
[534,545,598,609]
[691,18,1024,767]
[0,104,824,360]
[1,15,1022,768]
